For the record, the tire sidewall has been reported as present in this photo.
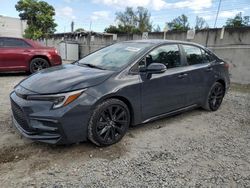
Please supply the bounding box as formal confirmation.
[30,58,49,73]
[88,99,130,146]
[204,82,225,111]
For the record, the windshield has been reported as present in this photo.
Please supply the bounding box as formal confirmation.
[78,42,152,71]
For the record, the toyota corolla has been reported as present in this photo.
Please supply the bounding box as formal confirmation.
[10,40,230,146]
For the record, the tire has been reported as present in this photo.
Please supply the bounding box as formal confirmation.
[203,82,225,111]
[30,58,50,73]
[88,99,130,146]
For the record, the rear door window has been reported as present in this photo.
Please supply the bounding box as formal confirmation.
[201,49,216,63]
[182,45,204,65]
[3,38,30,48]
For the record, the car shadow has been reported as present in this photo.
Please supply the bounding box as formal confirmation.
[0,72,29,77]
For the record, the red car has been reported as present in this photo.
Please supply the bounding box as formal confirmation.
[0,37,62,73]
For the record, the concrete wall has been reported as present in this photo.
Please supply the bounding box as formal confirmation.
[45,27,250,84]
[0,15,27,38]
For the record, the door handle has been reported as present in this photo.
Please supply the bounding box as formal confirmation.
[23,50,31,52]
[178,73,188,79]
[206,67,213,72]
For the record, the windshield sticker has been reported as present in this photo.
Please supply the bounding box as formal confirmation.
[125,47,141,52]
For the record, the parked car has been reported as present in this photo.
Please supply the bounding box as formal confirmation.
[10,40,230,146]
[0,37,62,73]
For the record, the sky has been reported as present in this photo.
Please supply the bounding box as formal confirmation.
[0,0,249,33]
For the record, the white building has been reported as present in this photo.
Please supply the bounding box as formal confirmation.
[0,15,27,38]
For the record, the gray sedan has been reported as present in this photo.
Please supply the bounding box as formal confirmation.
[10,40,230,146]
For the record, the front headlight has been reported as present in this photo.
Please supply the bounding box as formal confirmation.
[26,89,86,109]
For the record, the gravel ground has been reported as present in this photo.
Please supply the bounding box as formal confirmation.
[0,73,250,188]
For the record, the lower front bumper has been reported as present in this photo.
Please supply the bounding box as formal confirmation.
[12,115,63,144]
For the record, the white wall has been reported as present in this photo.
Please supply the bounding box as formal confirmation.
[0,15,27,38]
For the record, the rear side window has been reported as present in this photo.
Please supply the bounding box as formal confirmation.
[3,38,30,48]
[201,49,216,63]
[182,45,203,65]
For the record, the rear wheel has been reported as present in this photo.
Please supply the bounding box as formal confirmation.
[30,58,50,73]
[88,99,130,146]
[203,82,225,111]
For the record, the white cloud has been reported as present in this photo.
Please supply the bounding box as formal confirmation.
[151,0,168,11]
[56,6,76,20]
[91,11,110,21]
[198,9,245,21]
[64,0,79,3]
[92,0,168,11]
[219,10,244,18]
[93,0,212,11]
[202,15,213,21]
[93,0,151,9]
[171,0,212,11]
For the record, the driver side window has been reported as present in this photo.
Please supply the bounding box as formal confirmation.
[147,44,181,69]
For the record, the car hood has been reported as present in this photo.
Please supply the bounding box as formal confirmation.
[19,64,114,94]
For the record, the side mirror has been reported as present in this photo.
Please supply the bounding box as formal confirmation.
[146,63,167,74]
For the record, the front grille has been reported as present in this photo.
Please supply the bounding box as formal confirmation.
[11,99,33,133]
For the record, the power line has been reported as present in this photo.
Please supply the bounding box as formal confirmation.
[214,0,222,28]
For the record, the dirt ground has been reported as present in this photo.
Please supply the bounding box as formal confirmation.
[0,73,250,188]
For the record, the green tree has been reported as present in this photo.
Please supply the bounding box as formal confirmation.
[105,6,152,34]
[225,12,249,27]
[104,25,124,33]
[75,28,85,32]
[15,0,57,39]
[137,7,152,33]
[195,16,207,30]
[168,14,190,31]
[116,7,137,29]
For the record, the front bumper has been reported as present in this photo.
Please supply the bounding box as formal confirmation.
[50,54,62,66]
[10,90,96,145]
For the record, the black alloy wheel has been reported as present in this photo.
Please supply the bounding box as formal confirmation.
[206,82,225,111]
[30,58,50,73]
[88,99,130,146]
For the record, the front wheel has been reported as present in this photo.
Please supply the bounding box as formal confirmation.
[203,82,225,111]
[88,99,130,146]
[30,58,50,73]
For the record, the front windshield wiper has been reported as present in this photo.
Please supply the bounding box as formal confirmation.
[79,63,106,70]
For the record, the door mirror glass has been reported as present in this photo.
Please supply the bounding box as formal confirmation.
[146,63,167,74]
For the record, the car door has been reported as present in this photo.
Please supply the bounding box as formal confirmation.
[0,38,32,71]
[140,44,192,120]
[180,44,216,105]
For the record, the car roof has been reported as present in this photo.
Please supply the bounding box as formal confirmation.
[0,37,45,47]
[123,39,205,48]
[0,36,31,44]
[0,36,25,40]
